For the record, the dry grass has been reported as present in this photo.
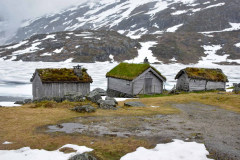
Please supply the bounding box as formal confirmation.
[0,101,177,160]
[122,92,240,113]
[0,92,239,160]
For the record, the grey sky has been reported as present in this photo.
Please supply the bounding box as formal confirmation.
[0,0,88,44]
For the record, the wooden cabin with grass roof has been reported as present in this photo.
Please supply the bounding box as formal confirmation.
[175,67,228,92]
[106,63,166,97]
[30,65,92,100]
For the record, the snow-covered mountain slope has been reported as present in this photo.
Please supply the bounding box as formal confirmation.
[0,29,239,64]
[4,0,240,44]
[0,30,140,63]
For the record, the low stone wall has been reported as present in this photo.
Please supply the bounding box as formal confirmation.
[233,83,240,93]
[107,89,134,98]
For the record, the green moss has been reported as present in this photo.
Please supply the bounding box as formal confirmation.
[176,67,228,82]
[37,68,92,83]
[106,63,166,81]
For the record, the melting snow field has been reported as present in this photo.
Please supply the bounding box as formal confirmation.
[0,102,21,107]
[0,144,93,160]
[0,40,240,98]
[0,60,239,98]
[0,140,212,160]
[121,139,212,160]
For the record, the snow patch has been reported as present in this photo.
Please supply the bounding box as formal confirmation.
[170,57,177,62]
[171,10,188,15]
[75,32,93,37]
[201,23,240,34]
[50,17,60,23]
[5,40,28,50]
[41,53,52,56]
[151,106,160,108]
[234,43,240,48]
[205,3,225,9]
[125,41,161,63]
[109,54,114,63]
[0,144,93,160]
[0,102,21,107]
[42,34,56,40]
[198,45,240,65]
[53,48,63,54]
[191,8,202,12]
[121,139,212,160]
[12,42,42,55]
[166,24,183,32]
[2,141,13,145]
[64,58,74,63]
[203,1,211,5]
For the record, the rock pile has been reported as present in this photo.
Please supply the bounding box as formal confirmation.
[124,101,146,107]
[71,105,96,113]
[233,83,240,93]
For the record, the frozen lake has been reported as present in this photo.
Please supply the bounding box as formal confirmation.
[0,61,239,99]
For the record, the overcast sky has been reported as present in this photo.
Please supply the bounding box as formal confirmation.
[0,0,87,21]
[0,0,88,44]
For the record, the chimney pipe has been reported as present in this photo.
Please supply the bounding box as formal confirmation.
[73,65,82,77]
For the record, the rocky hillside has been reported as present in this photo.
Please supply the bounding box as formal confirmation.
[140,31,240,64]
[2,0,240,44]
[0,0,239,64]
[0,30,140,62]
[1,29,239,64]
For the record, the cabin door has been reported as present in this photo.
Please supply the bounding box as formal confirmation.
[145,78,152,94]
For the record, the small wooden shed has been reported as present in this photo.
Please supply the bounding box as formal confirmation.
[175,67,228,91]
[106,63,166,96]
[30,65,92,100]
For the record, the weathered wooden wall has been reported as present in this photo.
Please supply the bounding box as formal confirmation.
[189,79,206,91]
[176,73,226,91]
[133,71,163,94]
[32,74,44,100]
[108,70,163,95]
[32,73,90,100]
[108,77,132,95]
[41,83,90,98]
[176,74,189,91]
[206,81,225,90]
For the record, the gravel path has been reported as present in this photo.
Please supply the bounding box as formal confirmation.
[47,102,240,160]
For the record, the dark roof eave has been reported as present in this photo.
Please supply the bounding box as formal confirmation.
[42,81,92,83]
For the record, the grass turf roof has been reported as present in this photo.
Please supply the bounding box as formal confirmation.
[106,63,166,81]
[175,67,228,82]
[35,68,92,83]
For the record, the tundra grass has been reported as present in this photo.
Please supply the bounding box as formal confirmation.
[0,92,239,160]
[124,92,240,113]
[0,101,177,160]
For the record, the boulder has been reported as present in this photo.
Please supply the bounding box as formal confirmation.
[64,93,84,102]
[107,89,134,98]
[92,88,106,96]
[86,91,102,103]
[14,101,24,104]
[24,99,32,104]
[124,101,146,107]
[97,99,104,105]
[71,105,96,113]
[68,153,97,160]
[233,83,240,93]
[99,100,117,110]
[105,96,118,105]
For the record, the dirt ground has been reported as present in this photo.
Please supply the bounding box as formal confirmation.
[46,102,240,160]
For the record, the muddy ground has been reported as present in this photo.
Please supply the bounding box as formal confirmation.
[46,102,240,160]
